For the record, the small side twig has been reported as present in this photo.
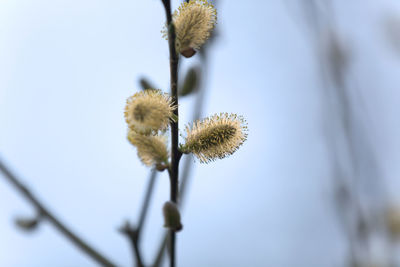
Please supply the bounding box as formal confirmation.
[119,222,144,267]
[120,169,158,267]
[0,158,117,267]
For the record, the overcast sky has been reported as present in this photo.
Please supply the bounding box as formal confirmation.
[1,0,400,266]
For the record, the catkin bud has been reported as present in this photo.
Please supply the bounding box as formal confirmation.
[162,0,217,57]
[124,89,176,135]
[128,131,169,167]
[182,113,248,163]
[163,201,183,232]
[15,216,40,232]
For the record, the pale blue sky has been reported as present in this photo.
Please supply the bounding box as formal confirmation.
[1,0,400,266]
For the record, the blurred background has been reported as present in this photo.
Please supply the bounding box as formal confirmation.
[1,0,400,266]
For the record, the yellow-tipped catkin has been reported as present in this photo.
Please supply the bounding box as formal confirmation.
[124,89,176,135]
[163,0,217,56]
[127,130,169,167]
[182,113,248,163]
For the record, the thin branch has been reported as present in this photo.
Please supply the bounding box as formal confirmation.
[161,1,180,267]
[119,222,144,267]
[132,238,144,267]
[153,1,218,265]
[0,159,117,267]
[152,32,212,267]
[120,169,158,267]
[152,10,217,267]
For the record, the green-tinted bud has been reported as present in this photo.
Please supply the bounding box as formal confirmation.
[179,67,200,96]
[15,216,40,232]
[163,201,183,232]
[139,77,157,91]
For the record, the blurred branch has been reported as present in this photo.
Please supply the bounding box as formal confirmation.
[293,0,391,265]
[119,222,144,267]
[0,159,117,267]
[120,169,158,267]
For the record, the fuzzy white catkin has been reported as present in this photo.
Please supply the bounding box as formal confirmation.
[163,0,217,55]
[124,89,176,135]
[127,131,169,167]
[182,113,248,163]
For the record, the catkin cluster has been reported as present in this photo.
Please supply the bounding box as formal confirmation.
[125,0,247,168]
[124,89,175,167]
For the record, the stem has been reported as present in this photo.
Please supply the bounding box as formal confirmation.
[120,170,158,267]
[132,240,144,267]
[153,9,215,266]
[152,49,210,267]
[0,159,117,267]
[161,1,180,267]
[119,223,144,267]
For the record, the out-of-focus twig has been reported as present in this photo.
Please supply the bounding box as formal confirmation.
[119,221,144,267]
[0,158,117,267]
[293,0,391,265]
[120,169,158,267]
